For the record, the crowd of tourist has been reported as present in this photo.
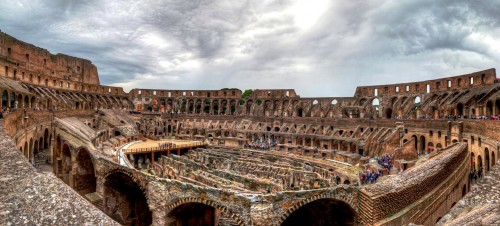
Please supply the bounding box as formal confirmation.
[245,139,278,150]
[415,115,500,120]
[358,154,395,185]
[359,169,384,184]
[470,167,484,183]
[376,154,394,171]
[158,142,176,149]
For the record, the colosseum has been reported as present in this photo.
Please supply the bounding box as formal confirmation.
[0,31,499,226]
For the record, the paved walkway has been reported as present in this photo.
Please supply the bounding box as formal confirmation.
[438,161,500,225]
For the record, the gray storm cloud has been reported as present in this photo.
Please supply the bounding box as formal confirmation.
[1,0,499,96]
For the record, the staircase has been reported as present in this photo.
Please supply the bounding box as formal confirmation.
[85,192,104,211]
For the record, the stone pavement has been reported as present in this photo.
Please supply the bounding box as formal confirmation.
[0,120,119,226]
[437,160,500,225]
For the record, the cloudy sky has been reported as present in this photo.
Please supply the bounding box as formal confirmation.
[1,0,499,97]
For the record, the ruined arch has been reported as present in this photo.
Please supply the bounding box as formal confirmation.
[165,198,244,226]
[485,148,490,171]
[60,143,72,185]
[1,90,8,110]
[74,148,96,194]
[280,198,355,226]
[103,171,152,226]
[457,103,464,116]
[385,108,393,119]
[419,136,426,153]
[486,101,493,116]
[477,155,483,170]
[167,202,219,226]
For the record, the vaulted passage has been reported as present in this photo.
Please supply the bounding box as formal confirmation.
[167,202,219,226]
[281,199,355,226]
[74,148,96,194]
[103,172,152,226]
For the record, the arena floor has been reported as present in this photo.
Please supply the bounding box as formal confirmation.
[127,139,201,149]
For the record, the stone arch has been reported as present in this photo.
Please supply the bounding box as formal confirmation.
[24,95,29,108]
[103,170,152,226]
[486,101,493,116]
[1,90,8,110]
[457,103,464,116]
[10,91,15,108]
[28,137,33,161]
[477,155,483,170]
[419,135,426,153]
[74,147,96,194]
[280,197,356,226]
[165,197,244,226]
[60,143,72,185]
[485,148,490,171]
[385,108,393,119]
[30,96,36,108]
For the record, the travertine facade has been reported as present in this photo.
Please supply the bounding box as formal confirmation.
[0,32,499,226]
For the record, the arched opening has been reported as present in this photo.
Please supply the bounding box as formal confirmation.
[1,90,8,110]
[477,155,483,170]
[471,152,475,170]
[297,108,303,117]
[419,136,426,153]
[414,96,421,104]
[33,140,39,162]
[485,148,490,171]
[103,172,152,226]
[10,92,15,109]
[427,142,434,153]
[246,100,253,114]
[30,96,36,109]
[61,144,72,185]
[167,202,220,226]
[43,129,50,149]
[114,130,121,137]
[486,101,493,116]
[457,103,464,116]
[344,180,350,185]
[411,135,418,151]
[74,148,96,194]
[385,108,393,119]
[24,95,29,108]
[281,199,355,226]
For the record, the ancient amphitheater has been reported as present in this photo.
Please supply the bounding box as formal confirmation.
[0,31,499,226]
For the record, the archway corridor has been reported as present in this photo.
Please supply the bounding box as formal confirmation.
[103,172,152,226]
[166,202,220,226]
[281,199,355,226]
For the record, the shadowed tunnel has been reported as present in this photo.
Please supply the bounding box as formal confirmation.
[167,202,220,226]
[103,172,152,226]
[281,199,355,226]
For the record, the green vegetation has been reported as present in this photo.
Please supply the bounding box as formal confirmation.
[242,89,253,99]
[240,89,253,105]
